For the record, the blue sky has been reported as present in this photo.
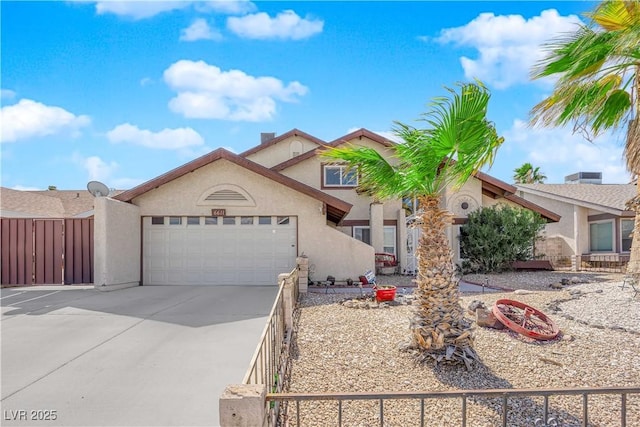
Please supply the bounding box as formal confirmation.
[1,1,632,191]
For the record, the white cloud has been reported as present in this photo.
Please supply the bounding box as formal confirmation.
[92,1,255,20]
[163,59,308,121]
[106,123,205,149]
[227,10,323,40]
[180,18,222,41]
[504,119,631,183]
[435,9,582,89]
[1,89,16,99]
[12,185,43,191]
[140,77,153,86]
[1,99,90,143]
[95,1,190,20]
[72,153,119,183]
[196,1,256,15]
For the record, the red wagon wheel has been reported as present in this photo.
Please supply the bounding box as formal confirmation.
[492,299,559,341]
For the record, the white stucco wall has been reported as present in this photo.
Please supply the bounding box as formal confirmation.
[94,197,141,291]
[516,192,580,256]
[130,159,373,282]
[245,136,319,169]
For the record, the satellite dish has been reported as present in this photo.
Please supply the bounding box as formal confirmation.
[87,181,110,197]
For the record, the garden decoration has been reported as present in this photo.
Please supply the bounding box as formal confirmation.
[492,299,559,340]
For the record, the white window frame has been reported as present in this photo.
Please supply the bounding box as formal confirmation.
[589,219,615,253]
[353,226,371,245]
[323,165,358,187]
[383,226,396,256]
[620,218,634,253]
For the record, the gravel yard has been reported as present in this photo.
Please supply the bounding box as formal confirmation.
[287,273,640,426]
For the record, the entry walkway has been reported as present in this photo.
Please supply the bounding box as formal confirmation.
[1,285,278,427]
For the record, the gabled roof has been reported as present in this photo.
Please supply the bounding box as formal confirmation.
[472,172,561,222]
[114,148,353,223]
[239,128,326,158]
[517,183,636,216]
[0,187,101,218]
[271,128,396,172]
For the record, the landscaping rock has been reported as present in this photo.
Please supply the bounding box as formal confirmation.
[475,308,504,329]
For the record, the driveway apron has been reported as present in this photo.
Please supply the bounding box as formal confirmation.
[1,285,278,427]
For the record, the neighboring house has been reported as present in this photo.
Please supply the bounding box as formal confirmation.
[516,172,636,262]
[0,187,98,218]
[94,128,559,290]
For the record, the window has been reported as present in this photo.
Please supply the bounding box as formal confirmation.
[151,216,164,225]
[383,226,396,256]
[204,216,218,225]
[259,216,272,225]
[277,216,290,225]
[621,219,634,252]
[241,216,254,225]
[590,221,613,252]
[353,226,371,245]
[169,216,182,225]
[352,226,396,255]
[223,217,236,225]
[323,165,358,187]
[187,216,200,225]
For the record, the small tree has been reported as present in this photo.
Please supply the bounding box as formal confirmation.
[459,204,546,273]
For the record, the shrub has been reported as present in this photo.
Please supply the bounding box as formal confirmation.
[459,204,546,273]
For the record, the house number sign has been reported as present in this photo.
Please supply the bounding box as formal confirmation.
[211,209,226,216]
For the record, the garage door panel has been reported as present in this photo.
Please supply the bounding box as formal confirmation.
[144,216,296,286]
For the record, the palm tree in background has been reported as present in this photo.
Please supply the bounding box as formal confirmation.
[530,0,639,273]
[513,162,547,184]
[323,82,504,369]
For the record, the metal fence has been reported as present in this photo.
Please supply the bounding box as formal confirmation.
[242,266,299,424]
[540,255,630,273]
[268,386,639,427]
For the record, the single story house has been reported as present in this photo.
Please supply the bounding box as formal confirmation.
[516,172,636,263]
[94,128,559,290]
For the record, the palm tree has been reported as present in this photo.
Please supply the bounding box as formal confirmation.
[323,82,503,369]
[513,162,547,184]
[530,0,639,274]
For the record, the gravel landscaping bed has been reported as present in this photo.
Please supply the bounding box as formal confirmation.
[286,274,640,427]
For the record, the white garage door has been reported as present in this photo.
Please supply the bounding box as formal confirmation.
[143,215,297,285]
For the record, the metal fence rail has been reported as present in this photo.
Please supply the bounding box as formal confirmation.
[539,255,629,273]
[268,386,640,427]
[242,266,299,425]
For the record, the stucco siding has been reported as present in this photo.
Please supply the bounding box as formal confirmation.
[245,136,319,169]
[517,192,578,256]
[130,159,373,283]
[94,197,141,290]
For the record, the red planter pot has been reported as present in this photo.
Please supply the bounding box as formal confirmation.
[375,286,396,302]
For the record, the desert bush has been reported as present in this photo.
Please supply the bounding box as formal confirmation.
[459,204,546,273]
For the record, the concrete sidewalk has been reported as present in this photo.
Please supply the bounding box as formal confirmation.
[1,285,278,427]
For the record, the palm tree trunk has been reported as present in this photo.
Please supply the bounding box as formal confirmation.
[624,65,640,277]
[408,194,477,369]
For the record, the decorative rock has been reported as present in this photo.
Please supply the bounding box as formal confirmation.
[475,308,505,329]
[549,282,563,290]
[561,278,571,286]
[514,289,535,295]
[468,300,487,314]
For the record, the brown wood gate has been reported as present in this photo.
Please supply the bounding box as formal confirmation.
[1,218,94,285]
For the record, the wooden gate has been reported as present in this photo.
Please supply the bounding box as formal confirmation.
[1,218,94,285]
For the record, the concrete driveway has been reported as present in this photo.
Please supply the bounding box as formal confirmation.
[1,285,278,427]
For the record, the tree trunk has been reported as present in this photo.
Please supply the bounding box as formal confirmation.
[408,194,477,369]
[626,117,640,277]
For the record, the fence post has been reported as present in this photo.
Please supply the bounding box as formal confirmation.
[572,255,580,272]
[279,273,294,331]
[219,384,268,427]
[297,255,309,293]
